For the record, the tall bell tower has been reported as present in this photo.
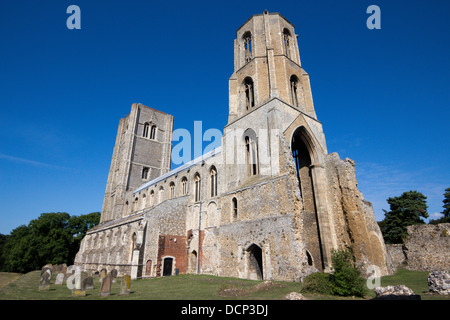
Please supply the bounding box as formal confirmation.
[228,10,318,124]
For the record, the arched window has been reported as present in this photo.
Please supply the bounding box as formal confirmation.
[290,75,300,107]
[181,177,188,195]
[143,123,150,138]
[149,190,155,206]
[150,125,157,140]
[133,197,139,212]
[243,31,252,62]
[210,167,217,197]
[143,123,157,140]
[194,173,201,202]
[244,129,258,176]
[243,77,255,110]
[158,186,164,203]
[232,197,238,220]
[169,182,175,199]
[283,28,292,59]
[142,193,147,209]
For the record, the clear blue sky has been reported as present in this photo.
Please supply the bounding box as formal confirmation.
[0,0,449,234]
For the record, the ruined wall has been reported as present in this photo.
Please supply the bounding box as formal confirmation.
[325,152,389,276]
[74,214,145,276]
[402,223,449,271]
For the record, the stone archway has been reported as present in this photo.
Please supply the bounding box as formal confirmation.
[291,126,324,271]
[247,244,263,280]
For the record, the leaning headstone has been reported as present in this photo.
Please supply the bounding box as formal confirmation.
[84,276,94,290]
[99,268,107,283]
[55,273,65,285]
[40,266,52,277]
[39,269,51,291]
[99,274,112,297]
[120,275,131,295]
[111,269,118,283]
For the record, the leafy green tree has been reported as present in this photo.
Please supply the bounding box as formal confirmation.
[1,212,100,273]
[429,187,450,224]
[0,233,10,271]
[380,191,428,244]
[328,248,365,297]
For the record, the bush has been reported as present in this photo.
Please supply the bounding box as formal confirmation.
[328,248,365,297]
[301,272,330,295]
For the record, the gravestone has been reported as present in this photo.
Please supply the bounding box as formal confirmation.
[99,273,112,297]
[99,268,107,283]
[72,272,87,296]
[55,273,65,285]
[120,275,131,295]
[111,269,118,283]
[84,276,94,290]
[40,266,52,277]
[39,269,51,291]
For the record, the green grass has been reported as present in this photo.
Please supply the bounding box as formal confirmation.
[0,269,448,300]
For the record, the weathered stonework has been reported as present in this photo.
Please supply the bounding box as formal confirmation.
[386,223,450,272]
[75,11,389,280]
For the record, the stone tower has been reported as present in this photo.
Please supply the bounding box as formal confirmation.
[222,11,387,274]
[100,103,174,223]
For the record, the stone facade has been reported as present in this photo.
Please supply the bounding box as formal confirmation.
[75,11,389,280]
[386,223,450,272]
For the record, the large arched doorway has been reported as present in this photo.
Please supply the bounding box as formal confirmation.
[291,127,324,271]
[247,244,263,280]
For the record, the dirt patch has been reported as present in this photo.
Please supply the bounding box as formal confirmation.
[217,284,248,297]
[252,280,285,291]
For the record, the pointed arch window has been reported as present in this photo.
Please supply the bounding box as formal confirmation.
[283,28,292,59]
[243,77,255,110]
[290,75,300,107]
[210,167,217,197]
[194,173,201,202]
[158,186,164,203]
[149,190,155,206]
[244,129,258,176]
[169,182,175,199]
[181,177,188,195]
[232,197,238,220]
[243,31,252,63]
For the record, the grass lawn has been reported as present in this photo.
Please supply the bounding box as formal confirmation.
[0,269,448,300]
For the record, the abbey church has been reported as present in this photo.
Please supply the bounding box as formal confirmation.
[75,11,389,281]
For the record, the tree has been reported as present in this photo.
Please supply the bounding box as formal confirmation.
[328,248,365,297]
[429,187,450,224]
[1,212,100,273]
[380,191,428,244]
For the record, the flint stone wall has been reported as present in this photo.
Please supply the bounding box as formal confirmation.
[386,223,450,272]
